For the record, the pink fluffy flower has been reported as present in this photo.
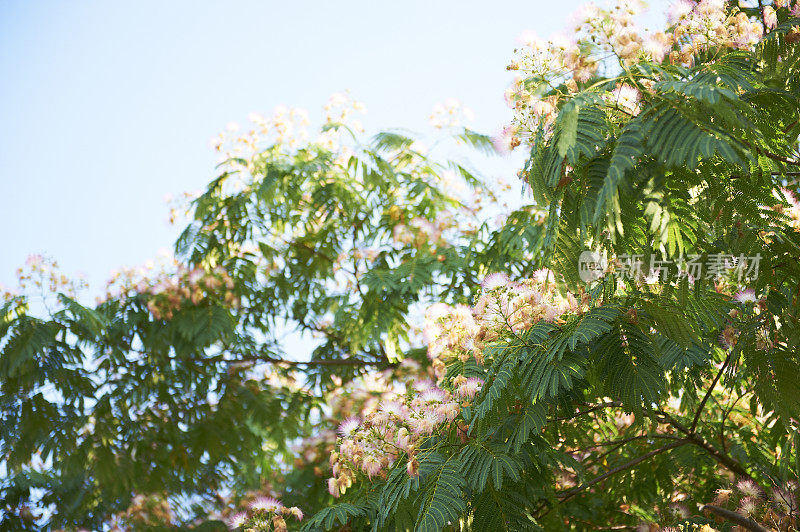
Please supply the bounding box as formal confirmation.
[420,388,447,403]
[668,0,694,23]
[436,401,461,421]
[338,417,360,438]
[228,512,248,529]
[327,477,339,497]
[481,272,509,290]
[764,6,778,29]
[456,377,484,399]
[532,268,554,284]
[491,125,516,154]
[736,479,762,498]
[380,400,406,418]
[25,254,44,267]
[250,496,282,513]
[409,410,442,435]
[734,288,757,304]
[413,379,435,393]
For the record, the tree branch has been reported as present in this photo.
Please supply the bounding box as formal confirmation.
[702,505,768,532]
[554,401,623,422]
[652,409,758,484]
[558,439,689,503]
[691,351,734,432]
[223,354,390,367]
[569,433,681,454]
[740,139,800,166]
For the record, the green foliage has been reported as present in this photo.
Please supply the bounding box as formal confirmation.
[4,6,800,531]
[415,456,466,532]
[311,9,800,531]
[301,503,366,531]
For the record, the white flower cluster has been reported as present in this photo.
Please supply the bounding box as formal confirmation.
[327,378,473,497]
[226,496,303,532]
[504,0,800,145]
[424,270,583,371]
[210,92,367,172]
[780,187,800,230]
[429,98,475,129]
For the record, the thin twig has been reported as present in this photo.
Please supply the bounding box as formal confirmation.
[702,505,768,532]
[652,409,758,484]
[691,351,734,432]
[569,433,681,454]
[554,401,623,422]
[559,439,689,503]
[224,354,388,367]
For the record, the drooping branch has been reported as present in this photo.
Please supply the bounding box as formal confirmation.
[223,354,390,367]
[569,433,682,454]
[202,342,395,368]
[690,351,734,432]
[740,139,800,166]
[651,409,758,485]
[702,505,768,532]
[558,439,689,503]
[554,401,623,422]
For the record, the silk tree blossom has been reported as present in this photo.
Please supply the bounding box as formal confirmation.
[408,410,444,435]
[506,0,787,144]
[734,288,757,304]
[380,400,407,418]
[286,507,304,521]
[212,92,363,175]
[101,262,238,319]
[425,270,582,367]
[413,378,437,393]
[738,496,759,517]
[338,417,361,438]
[327,383,467,496]
[11,254,87,302]
[491,125,520,154]
[392,223,415,245]
[780,187,800,230]
[213,104,313,167]
[249,496,282,513]
[642,32,673,62]
[227,512,248,529]
[608,83,641,116]
[391,215,452,249]
[481,272,510,290]
[518,30,546,51]
[671,0,764,52]
[226,497,304,531]
[669,0,695,23]
[429,98,475,129]
[764,6,778,29]
[453,375,484,399]
[409,217,442,242]
[736,479,763,499]
[420,388,448,403]
[425,303,481,362]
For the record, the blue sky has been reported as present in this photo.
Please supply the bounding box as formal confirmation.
[0,0,669,297]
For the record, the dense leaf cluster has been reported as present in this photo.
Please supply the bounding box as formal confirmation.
[2,4,800,532]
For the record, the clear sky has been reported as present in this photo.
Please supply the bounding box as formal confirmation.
[0,0,669,297]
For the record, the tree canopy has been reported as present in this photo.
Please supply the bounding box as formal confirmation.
[3,1,800,531]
